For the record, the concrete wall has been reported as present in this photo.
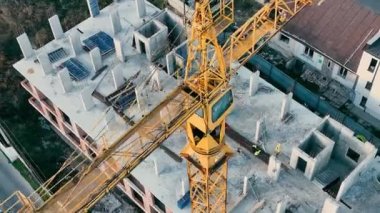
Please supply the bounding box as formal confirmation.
[134,20,169,61]
[321,198,343,213]
[354,51,380,119]
[315,116,378,200]
[290,146,313,179]
[336,142,377,200]
[135,10,185,62]
[331,126,374,168]
[309,132,334,179]
[290,131,334,180]
[316,116,342,140]
[167,0,194,20]
[166,41,187,76]
[156,10,186,46]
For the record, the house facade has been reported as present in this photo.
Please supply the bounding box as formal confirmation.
[354,37,380,118]
[268,0,380,119]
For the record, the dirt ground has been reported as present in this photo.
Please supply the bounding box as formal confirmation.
[234,0,262,26]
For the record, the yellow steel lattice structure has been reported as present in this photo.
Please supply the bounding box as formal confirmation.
[0,0,312,212]
[223,0,312,73]
[181,0,233,212]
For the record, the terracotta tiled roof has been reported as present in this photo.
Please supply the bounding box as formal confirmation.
[283,0,380,72]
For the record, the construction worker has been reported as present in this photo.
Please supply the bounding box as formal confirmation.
[274,143,281,157]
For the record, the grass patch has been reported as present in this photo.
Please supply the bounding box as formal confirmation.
[12,159,40,190]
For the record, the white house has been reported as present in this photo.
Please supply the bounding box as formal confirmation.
[269,0,380,120]
[354,35,380,118]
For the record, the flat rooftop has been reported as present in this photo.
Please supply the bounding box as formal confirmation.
[132,66,330,212]
[12,0,379,212]
[13,0,179,145]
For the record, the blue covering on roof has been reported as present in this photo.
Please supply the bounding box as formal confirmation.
[48,48,67,63]
[83,31,115,56]
[114,91,136,112]
[61,58,90,81]
[177,191,190,209]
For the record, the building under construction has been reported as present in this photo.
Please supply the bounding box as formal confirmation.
[1,0,380,212]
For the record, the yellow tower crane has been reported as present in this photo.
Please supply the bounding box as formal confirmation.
[0,0,311,212]
[180,1,234,212]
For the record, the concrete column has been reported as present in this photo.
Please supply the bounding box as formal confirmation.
[17,33,34,59]
[48,15,64,40]
[80,87,95,111]
[104,108,116,131]
[123,179,133,196]
[275,200,288,213]
[181,178,186,196]
[152,68,161,91]
[135,0,146,18]
[54,105,66,133]
[114,37,126,62]
[166,53,175,76]
[254,119,263,143]
[90,47,102,72]
[69,31,82,56]
[80,138,88,153]
[110,10,121,35]
[37,53,53,75]
[135,88,144,111]
[58,68,73,93]
[249,71,260,96]
[112,68,124,90]
[321,198,341,213]
[143,191,155,212]
[153,70,162,90]
[280,92,293,121]
[267,155,281,182]
[154,159,159,176]
[243,176,248,196]
[87,0,100,17]
[28,82,42,100]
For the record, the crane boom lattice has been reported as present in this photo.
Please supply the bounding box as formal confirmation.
[0,0,312,212]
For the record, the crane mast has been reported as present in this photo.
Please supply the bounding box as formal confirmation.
[181,0,233,212]
[0,0,312,212]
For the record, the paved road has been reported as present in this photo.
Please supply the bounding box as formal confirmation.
[0,151,34,207]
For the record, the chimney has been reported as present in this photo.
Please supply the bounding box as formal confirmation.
[87,0,100,17]
[90,47,102,72]
[135,0,146,18]
[37,53,53,75]
[16,33,34,59]
[69,31,82,56]
[48,15,64,40]
[58,68,73,93]
[110,10,121,35]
